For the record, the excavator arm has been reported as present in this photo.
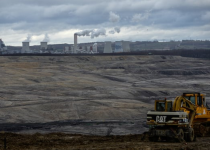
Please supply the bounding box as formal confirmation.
[173,96,197,128]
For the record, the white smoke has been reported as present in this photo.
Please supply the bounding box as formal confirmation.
[76,29,106,39]
[109,11,120,23]
[91,29,106,38]
[76,30,92,36]
[23,35,31,42]
[42,33,50,42]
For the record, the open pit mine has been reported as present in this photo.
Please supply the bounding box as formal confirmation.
[0,54,209,149]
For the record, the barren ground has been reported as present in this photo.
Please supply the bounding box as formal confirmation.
[0,132,210,150]
[0,55,210,149]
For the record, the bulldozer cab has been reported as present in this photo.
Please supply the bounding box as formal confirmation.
[182,93,205,107]
[155,99,173,112]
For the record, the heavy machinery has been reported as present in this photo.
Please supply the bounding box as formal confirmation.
[147,93,210,142]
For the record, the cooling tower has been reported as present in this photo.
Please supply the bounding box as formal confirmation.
[104,41,112,53]
[41,42,48,50]
[74,33,78,53]
[122,41,131,52]
[22,42,30,53]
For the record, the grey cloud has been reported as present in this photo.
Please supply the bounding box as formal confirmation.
[0,0,210,45]
[109,11,120,23]
[108,27,120,34]
[114,27,120,33]
[131,12,150,23]
[202,11,210,21]
[43,5,75,18]
[109,30,115,34]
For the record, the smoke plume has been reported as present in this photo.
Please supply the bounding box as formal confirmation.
[42,33,50,42]
[76,29,106,39]
[91,29,106,38]
[76,30,92,36]
[109,11,120,23]
[23,35,31,42]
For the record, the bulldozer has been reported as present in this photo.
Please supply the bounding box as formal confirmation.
[146,93,210,142]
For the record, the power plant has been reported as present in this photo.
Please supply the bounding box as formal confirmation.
[1,33,132,54]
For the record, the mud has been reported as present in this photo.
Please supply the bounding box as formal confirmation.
[0,132,209,150]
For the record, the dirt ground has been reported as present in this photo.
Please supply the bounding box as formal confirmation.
[0,56,210,149]
[0,132,209,150]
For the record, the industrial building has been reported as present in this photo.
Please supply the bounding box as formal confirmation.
[114,41,130,53]
[0,39,7,51]
[104,41,112,53]
[22,42,30,53]
[40,42,48,50]
[1,33,132,55]
[122,41,131,52]
[103,41,130,53]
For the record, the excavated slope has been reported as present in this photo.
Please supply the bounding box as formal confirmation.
[0,55,210,134]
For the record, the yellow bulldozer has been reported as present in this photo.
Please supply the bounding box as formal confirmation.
[146,93,210,142]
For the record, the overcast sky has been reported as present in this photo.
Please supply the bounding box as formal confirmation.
[0,0,210,46]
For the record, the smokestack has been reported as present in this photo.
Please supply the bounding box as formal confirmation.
[22,42,30,53]
[40,42,48,50]
[74,33,78,53]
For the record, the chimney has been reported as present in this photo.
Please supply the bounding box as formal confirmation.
[74,33,78,53]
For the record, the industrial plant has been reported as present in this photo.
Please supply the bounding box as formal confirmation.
[0,33,131,55]
[1,33,210,55]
